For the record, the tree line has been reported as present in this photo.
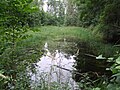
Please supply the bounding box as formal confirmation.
[32,0,120,44]
[1,0,120,44]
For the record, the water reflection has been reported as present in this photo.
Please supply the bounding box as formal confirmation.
[74,41,112,84]
[27,40,113,89]
[29,42,78,89]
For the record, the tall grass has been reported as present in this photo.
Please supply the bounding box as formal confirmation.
[28,26,119,56]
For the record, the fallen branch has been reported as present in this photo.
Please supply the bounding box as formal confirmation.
[54,65,72,72]
[54,65,86,77]
[85,53,96,58]
[54,65,95,85]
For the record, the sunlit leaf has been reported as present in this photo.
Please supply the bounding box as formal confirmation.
[115,66,120,69]
[106,68,110,70]
[0,73,8,79]
[0,70,4,74]
[111,68,118,74]
[92,87,101,90]
[108,57,114,60]
[116,56,120,64]
[96,54,106,59]
[112,73,120,77]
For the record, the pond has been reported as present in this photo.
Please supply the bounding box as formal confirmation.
[27,38,112,90]
[28,39,80,90]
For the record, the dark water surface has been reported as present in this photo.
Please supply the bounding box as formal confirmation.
[28,38,112,89]
[28,39,79,89]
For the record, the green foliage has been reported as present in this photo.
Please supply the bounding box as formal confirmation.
[74,0,120,43]
[43,0,65,26]
[105,53,120,90]
[75,0,106,26]
[0,0,39,53]
[42,12,59,26]
[99,0,120,43]
[0,0,41,89]
[64,0,80,26]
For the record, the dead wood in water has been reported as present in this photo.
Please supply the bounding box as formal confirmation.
[54,65,95,85]
[85,53,96,58]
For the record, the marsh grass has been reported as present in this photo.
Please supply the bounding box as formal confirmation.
[24,26,119,56]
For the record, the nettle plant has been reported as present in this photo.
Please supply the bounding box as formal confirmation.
[0,0,39,89]
[106,53,120,90]
[0,0,38,53]
[109,55,120,73]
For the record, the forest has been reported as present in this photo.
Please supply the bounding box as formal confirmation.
[0,0,120,90]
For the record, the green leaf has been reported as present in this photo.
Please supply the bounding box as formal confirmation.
[111,68,118,74]
[116,56,120,64]
[92,87,101,90]
[96,54,106,59]
[107,84,117,90]
[115,66,120,69]
[0,70,4,74]
[112,73,120,77]
[108,57,114,60]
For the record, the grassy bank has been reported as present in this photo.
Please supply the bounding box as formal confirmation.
[21,26,119,56]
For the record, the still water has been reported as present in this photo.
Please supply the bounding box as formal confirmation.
[28,41,79,90]
[27,38,111,90]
